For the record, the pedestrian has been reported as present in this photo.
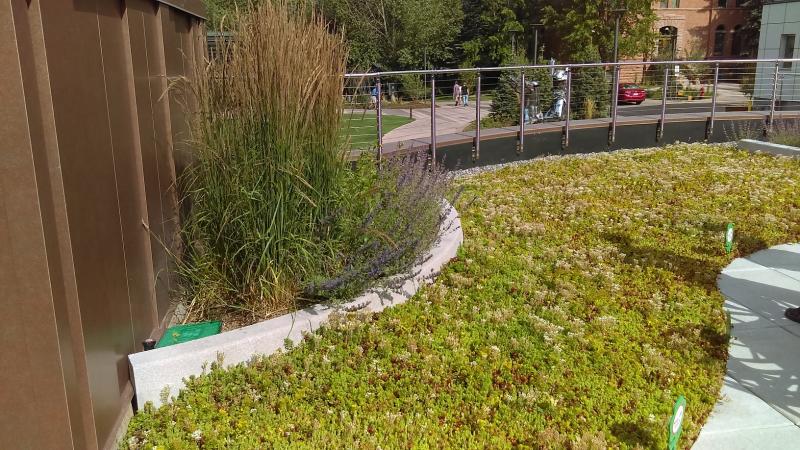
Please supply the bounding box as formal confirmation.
[462,85,469,107]
[370,85,378,109]
[453,81,462,106]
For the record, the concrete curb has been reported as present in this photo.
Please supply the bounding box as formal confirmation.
[738,139,800,157]
[129,202,463,407]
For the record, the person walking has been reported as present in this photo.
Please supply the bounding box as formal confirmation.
[370,85,378,109]
[462,85,469,107]
[453,81,462,106]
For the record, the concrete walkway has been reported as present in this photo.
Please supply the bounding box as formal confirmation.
[693,243,800,449]
[383,101,491,143]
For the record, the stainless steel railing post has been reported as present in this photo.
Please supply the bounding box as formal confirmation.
[658,65,669,141]
[518,71,525,154]
[708,63,720,140]
[430,75,436,167]
[610,64,620,144]
[564,67,572,149]
[474,72,481,161]
[768,61,780,133]
[376,78,383,164]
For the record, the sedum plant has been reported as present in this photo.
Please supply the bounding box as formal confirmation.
[127,144,800,448]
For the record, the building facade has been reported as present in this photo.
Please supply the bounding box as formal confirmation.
[654,0,751,59]
[754,0,800,103]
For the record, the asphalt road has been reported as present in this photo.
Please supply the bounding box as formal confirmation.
[617,99,723,116]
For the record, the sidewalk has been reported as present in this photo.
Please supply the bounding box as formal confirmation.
[383,101,491,143]
[693,244,800,449]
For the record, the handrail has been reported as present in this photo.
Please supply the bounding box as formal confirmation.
[351,57,800,165]
[345,58,800,78]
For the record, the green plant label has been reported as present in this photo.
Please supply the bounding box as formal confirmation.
[668,395,686,450]
[725,223,735,254]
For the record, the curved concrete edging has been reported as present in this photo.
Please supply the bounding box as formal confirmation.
[129,202,463,408]
[693,244,800,449]
[738,139,800,157]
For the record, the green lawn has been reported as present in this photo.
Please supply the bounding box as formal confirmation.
[341,113,414,149]
[124,144,800,449]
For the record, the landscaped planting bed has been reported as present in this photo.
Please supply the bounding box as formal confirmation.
[126,144,800,449]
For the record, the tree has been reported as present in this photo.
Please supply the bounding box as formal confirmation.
[489,54,553,125]
[569,45,609,119]
[399,73,427,101]
[539,0,657,63]
[319,0,463,70]
[680,40,713,86]
[203,0,257,28]
[489,71,521,123]
[460,0,526,66]
[740,0,763,58]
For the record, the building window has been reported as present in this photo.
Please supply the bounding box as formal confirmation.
[736,0,746,6]
[658,26,678,60]
[718,0,727,7]
[731,25,744,56]
[660,0,680,7]
[780,34,796,70]
[714,25,726,55]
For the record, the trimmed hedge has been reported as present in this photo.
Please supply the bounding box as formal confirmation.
[125,144,800,449]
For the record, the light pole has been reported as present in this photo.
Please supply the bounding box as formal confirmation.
[532,23,544,64]
[610,6,626,144]
[612,7,626,64]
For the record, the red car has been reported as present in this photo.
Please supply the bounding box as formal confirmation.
[618,83,646,105]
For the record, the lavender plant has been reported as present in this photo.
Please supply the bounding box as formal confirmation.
[307,152,460,301]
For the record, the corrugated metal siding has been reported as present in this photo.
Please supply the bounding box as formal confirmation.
[0,1,204,448]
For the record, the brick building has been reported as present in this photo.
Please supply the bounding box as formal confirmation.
[654,0,751,60]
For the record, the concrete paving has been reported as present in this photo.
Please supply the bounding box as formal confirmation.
[382,101,491,143]
[693,244,800,449]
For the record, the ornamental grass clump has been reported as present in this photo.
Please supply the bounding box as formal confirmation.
[180,1,347,322]
[769,120,800,148]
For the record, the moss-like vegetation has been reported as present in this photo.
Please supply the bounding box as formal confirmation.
[125,144,800,449]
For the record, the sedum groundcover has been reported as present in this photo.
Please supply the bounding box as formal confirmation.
[126,144,800,449]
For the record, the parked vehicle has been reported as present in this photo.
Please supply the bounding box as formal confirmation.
[618,83,646,105]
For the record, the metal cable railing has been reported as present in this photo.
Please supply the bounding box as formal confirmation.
[342,58,800,165]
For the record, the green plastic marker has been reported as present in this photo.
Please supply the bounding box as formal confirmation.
[668,395,686,450]
[725,223,734,254]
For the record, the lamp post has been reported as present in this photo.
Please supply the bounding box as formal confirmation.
[532,23,544,64]
[612,7,626,64]
[610,6,626,144]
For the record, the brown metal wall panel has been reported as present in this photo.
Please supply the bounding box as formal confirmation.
[161,7,194,174]
[10,0,97,447]
[0,2,75,448]
[96,0,160,348]
[2,1,203,447]
[126,0,175,324]
[147,2,181,320]
[36,0,137,445]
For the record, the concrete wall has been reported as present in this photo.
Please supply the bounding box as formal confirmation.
[0,1,204,448]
